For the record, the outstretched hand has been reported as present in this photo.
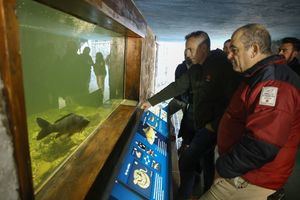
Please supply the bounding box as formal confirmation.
[140,101,152,110]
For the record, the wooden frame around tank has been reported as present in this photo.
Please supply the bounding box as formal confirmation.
[0,0,146,199]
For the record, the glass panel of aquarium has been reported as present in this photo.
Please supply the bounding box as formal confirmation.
[16,0,125,190]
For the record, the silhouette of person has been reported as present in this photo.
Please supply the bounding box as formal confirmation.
[78,47,94,94]
[94,52,106,92]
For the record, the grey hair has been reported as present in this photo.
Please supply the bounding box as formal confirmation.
[185,31,210,49]
[233,23,272,54]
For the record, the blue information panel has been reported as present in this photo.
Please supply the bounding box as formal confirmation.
[109,105,169,200]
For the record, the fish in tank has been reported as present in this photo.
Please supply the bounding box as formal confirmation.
[36,113,90,140]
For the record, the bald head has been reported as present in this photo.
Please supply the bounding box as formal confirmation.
[228,24,272,72]
[232,23,272,55]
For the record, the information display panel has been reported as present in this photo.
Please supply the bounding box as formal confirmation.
[109,105,169,200]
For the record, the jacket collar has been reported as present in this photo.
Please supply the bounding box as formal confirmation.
[288,57,300,67]
[242,55,286,78]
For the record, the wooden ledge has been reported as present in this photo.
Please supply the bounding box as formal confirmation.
[35,104,136,200]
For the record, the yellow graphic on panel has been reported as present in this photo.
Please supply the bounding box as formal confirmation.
[133,169,151,189]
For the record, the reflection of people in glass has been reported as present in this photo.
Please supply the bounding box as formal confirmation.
[105,40,124,99]
[105,53,114,99]
[94,52,106,91]
[79,47,94,93]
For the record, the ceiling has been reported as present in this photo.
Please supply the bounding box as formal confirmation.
[133,0,300,43]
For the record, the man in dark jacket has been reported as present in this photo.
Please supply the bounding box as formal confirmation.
[279,37,300,76]
[200,24,300,200]
[141,31,237,199]
[167,58,194,151]
[167,59,191,117]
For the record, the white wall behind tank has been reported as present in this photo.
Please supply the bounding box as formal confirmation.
[0,77,20,200]
[155,41,185,93]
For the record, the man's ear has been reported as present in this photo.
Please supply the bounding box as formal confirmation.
[292,50,298,59]
[196,44,204,54]
[251,43,259,58]
[200,43,208,52]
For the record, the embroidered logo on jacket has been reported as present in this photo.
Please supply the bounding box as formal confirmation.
[259,86,278,107]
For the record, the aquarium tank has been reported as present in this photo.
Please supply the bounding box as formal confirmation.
[17,0,125,191]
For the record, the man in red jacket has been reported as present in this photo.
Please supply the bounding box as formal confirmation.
[200,23,300,200]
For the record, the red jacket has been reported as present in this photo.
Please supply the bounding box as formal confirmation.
[216,55,300,190]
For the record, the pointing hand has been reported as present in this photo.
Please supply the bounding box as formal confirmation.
[140,101,152,110]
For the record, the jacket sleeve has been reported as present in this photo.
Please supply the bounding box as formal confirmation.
[174,63,190,102]
[167,98,186,116]
[216,83,296,178]
[148,70,190,106]
[216,134,279,178]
